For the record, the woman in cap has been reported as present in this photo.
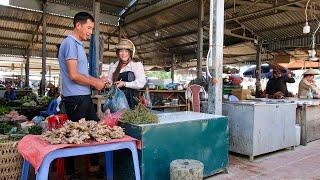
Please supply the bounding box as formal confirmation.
[298,68,320,98]
[265,68,295,98]
[107,39,146,108]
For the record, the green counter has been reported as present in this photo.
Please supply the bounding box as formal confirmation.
[116,111,228,180]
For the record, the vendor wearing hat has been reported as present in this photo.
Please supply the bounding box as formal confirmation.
[4,84,17,100]
[298,68,319,98]
[107,39,146,109]
[266,68,295,98]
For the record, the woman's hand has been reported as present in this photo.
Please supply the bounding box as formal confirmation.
[115,81,125,88]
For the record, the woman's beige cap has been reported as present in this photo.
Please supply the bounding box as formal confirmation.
[303,68,319,75]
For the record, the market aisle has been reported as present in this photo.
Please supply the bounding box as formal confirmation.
[207,140,320,179]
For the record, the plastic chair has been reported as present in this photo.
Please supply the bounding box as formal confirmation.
[21,141,141,180]
[186,85,207,112]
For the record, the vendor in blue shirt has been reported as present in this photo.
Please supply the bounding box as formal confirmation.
[4,84,17,100]
[58,12,107,177]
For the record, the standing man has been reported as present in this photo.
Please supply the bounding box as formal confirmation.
[58,12,106,177]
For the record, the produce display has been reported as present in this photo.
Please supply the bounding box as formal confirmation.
[0,122,13,134]
[38,96,52,106]
[120,103,158,124]
[20,93,38,107]
[5,111,27,121]
[42,119,125,144]
[0,106,11,115]
[28,125,43,135]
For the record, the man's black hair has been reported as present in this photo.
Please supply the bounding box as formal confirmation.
[73,12,95,28]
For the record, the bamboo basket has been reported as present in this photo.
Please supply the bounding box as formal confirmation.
[0,141,23,180]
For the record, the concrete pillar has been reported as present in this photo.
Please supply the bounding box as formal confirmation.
[207,0,224,115]
[197,0,204,79]
[41,1,47,95]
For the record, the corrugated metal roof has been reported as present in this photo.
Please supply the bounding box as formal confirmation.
[0,0,319,65]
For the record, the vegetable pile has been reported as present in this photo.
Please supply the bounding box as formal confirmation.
[42,119,125,144]
[120,103,158,124]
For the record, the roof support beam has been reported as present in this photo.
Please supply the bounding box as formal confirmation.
[233,0,320,14]
[10,0,119,25]
[129,13,200,39]
[0,15,118,37]
[257,19,318,33]
[123,0,192,27]
[134,29,198,47]
[225,0,304,22]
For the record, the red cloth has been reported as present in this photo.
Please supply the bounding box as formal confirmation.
[189,85,201,112]
[17,135,136,172]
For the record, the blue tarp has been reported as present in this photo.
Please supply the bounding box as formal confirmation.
[88,35,97,77]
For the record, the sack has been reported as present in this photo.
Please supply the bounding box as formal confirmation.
[100,109,124,127]
[103,86,130,113]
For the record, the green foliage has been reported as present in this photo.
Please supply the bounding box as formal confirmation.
[145,71,170,80]
[20,93,37,104]
[120,104,158,124]
[0,106,11,115]
[28,125,43,135]
[0,122,13,134]
[38,96,52,106]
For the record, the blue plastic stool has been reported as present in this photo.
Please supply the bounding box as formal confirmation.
[20,141,141,180]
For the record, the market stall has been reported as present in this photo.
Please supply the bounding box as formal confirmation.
[295,99,320,145]
[222,100,297,161]
[117,111,228,180]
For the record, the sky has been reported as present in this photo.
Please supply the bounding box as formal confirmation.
[0,0,9,6]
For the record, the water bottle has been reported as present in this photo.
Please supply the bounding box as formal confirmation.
[307,88,313,99]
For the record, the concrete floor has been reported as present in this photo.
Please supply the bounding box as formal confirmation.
[43,140,320,180]
[207,140,320,180]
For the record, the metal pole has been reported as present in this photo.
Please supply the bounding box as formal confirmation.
[25,49,30,87]
[171,54,175,83]
[197,0,204,79]
[41,1,47,95]
[255,42,262,97]
[207,0,224,115]
[93,0,100,77]
[49,65,51,85]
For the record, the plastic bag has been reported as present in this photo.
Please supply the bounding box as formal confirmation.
[100,109,125,127]
[103,86,130,113]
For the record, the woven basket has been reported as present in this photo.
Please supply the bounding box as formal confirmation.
[0,141,23,180]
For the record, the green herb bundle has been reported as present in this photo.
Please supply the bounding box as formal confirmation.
[28,125,43,135]
[120,103,158,124]
[0,122,13,134]
[0,106,11,115]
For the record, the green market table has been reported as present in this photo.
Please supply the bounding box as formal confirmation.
[116,111,228,180]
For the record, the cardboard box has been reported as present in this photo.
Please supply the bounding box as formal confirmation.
[232,89,251,100]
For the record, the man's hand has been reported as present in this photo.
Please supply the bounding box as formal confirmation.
[100,75,108,83]
[115,81,125,88]
[94,79,107,90]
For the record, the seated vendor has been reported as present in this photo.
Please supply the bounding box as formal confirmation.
[4,84,17,100]
[266,68,295,99]
[298,69,320,98]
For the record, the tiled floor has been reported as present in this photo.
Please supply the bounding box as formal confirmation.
[207,140,320,180]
